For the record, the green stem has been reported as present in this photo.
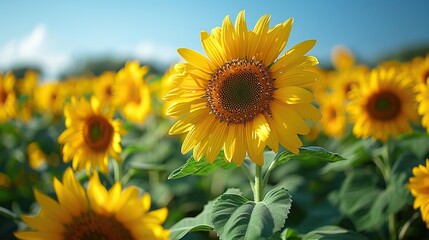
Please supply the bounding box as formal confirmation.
[389,213,397,240]
[398,212,419,240]
[112,160,121,182]
[254,164,263,202]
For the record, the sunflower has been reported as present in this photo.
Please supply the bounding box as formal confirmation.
[15,168,170,240]
[410,54,429,88]
[407,159,429,228]
[18,70,39,96]
[94,71,116,106]
[417,82,429,133]
[347,66,417,142]
[319,93,347,138]
[332,65,368,102]
[331,45,355,71]
[0,72,17,123]
[27,142,47,170]
[34,81,66,116]
[164,11,321,165]
[114,61,152,123]
[58,97,125,173]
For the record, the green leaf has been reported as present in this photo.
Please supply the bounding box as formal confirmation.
[273,146,345,169]
[169,188,241,240]
[281,228,302,240]
[212,188,292,240]
[336,169,409,231]
[302,226,367,240]
[0,206,19,221]
[168,151,237,179]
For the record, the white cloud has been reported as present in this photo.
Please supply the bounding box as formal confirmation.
[134,41,179,66]
[0,24,70,80]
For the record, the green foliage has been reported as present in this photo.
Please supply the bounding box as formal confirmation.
[168,151,237,179]
[301,226,367,240]
[211,188,292,240]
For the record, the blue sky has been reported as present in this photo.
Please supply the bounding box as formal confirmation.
[0,0,428,79]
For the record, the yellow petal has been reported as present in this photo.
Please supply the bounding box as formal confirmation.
[177,48,215,73]
[274,86,314,104]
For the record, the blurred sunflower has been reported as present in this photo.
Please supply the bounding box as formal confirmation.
[58,97,125,173]
[319,94,347,138]
[34,81,66,116]
[0,72,17,123]
[15,168,170,240]
[18,70,39,96]
[115,61,152,123]
[417,82,429,133]
[333,65,368,102]
[347,66,417,142]
[27,142,47,170]
[331,45,355,71]
[407,159,429,228]
[411,54,429,88]
[164,10,321,165]
[94,71,116,105]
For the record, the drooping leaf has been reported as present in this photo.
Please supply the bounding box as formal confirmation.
[211,188,292,240]
[273,146,345,169]
[302,226,367,240]
[168,151,237,179]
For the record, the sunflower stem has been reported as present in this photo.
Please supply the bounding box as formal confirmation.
[254,164,263,202]
[112,160,121,182]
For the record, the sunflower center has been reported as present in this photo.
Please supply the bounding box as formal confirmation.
[0,89,8,104]
[367,91,401,121]
[83,116,114,151]
[64,211,134,240]
[422,69,429,85]
[206,58,274,124]
[327,107,337,120]
[105,86,113,97]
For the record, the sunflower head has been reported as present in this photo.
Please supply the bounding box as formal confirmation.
[15,168,170,240]
[407,159,429,228]
[94,71,117,105]
[34,82,66,116]
[164,10,321,165]
[58,97,125,173]
[347,66,418,142]
[319,93,347,138]
[331,45,355,70]
[114,61,152,123]
[0,72,17,122]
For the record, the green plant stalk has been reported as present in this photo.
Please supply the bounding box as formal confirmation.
[254,164,263,202]
[112,160,121,182]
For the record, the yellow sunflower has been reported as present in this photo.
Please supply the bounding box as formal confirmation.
[94,71,116,106]
[347,66,417,142]
[164,11,321,165]
[319,93,347,138]
[34,81,66,117]
[410,54,429,88]
[417,82,429,132]
[331,45,355,71]
[58,97,125,173]
[18,70,39,96]
[0,72,17,123]
[332,65,368,102]
[114,61,152,123]
[27,142,47,170]
[15,168,170,240]
[407,159,429,228]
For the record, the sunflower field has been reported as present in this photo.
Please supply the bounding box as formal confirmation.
[1,9,429,240]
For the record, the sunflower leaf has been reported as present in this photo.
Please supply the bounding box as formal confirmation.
[302,226,367,240]
[168,151,237,179]
[273,146,345,168]
[211,187,292,240]
[169,188,241,240]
